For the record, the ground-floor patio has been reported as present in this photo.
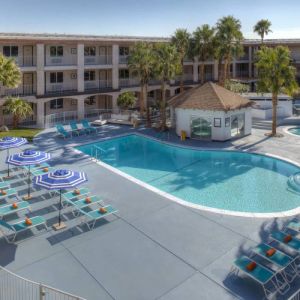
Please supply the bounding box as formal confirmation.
[1,121,300,299]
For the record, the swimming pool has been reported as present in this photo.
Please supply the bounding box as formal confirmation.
[76,134,300,215]
[288,127,300,136]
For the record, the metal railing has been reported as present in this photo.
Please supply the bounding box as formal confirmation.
[0,84,36,97]
[11,56,37,67]
[84,80,112,91]
[45,56,77,66]
[84,108,112,121]
[119,55,128,64]
[288,289,300,300]
[44,110,78,128]
[84,55,112,65]
[45,82,77,95]
[0,265,86,300]
[119,78,139,87]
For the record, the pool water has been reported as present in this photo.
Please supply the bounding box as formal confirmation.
[288,127,300,136]
[76,134,300,213]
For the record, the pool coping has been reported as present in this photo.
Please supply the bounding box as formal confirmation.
[70,132,300,219]
[283,125,300,137]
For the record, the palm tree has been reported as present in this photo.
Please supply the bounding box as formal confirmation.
[193,24,216,84]
[215,16,244,84]
[154,43,181,131]
[128,42,155,125]
[171,29,191,93]
[3,97,33,128]
[256,46,298,136]
[117,92,136,109]
[254,19,272,44]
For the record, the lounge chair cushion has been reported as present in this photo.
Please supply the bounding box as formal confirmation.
[284,234,292,243]
[266,248,276,257]
[246,261,257,271]
[12,216,46,232]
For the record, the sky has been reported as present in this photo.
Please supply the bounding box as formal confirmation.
[1,0,300,39]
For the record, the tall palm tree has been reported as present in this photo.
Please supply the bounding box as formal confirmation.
[154,43,181,131]
[128,42,155,125]
[171,29,191,93]
[254,19,272,45]
[3,97,33,128]
[215,16,244,84]
[193,24,216,84]
[256,46,298,136]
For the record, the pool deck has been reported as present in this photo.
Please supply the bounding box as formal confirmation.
[1,120,300,300]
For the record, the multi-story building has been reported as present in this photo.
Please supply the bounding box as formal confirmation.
[0,33,300,128]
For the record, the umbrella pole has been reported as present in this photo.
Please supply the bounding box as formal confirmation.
[58,189,62,226]
[7,149,10,177]
[53,189,66,231]
[24,165,32,200]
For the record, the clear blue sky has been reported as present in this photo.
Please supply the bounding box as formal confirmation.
[1,0,300,38]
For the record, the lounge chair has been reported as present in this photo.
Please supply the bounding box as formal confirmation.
[79,205,117,230]
[286,221,300,233]
[0,216,47,243]
[0,201,31,218]
[270,232,300,252]
[81,119,97,134]
[69,195,103,216]
[56,124,71,139]
[61,187,90,207]
[0,182,10,190]
[252,243,299,283]
[31,167,54,177]
[69,121,83,136]
[232,255,289,299]
[0,188,17,200]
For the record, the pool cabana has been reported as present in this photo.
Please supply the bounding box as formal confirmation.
[169,82,253,141]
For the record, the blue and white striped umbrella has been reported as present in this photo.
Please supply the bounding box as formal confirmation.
[0,136,28,177]
[6,149,51,166]
[7,149,51,199]
[33,169,87,227]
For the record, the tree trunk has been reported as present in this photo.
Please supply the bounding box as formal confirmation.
[160,81,167,131]
[180,57,184,93]
[200,63,205,84]
[223,60,228,86]
[145,84,151,127]
[140,84,145,117]
[272,93,278,136]
[13,114,18,129]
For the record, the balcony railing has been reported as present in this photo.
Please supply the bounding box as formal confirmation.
[119,55,129,64]
[45,56,77,66]
[45,82,77,94]
[84,55,112,65]
[175,74,194,82]
[149,79,161,85]
[84,80,112,91]
[204,73,214,81]
[119,78,139,87]
[9,56,37,67]
[235,71,250,78]
[0,84,36,97]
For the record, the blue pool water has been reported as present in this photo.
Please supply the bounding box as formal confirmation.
[76,134,300,213]
[289,127,300,136]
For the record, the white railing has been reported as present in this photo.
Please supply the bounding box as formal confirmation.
[45,82,77,94]
[288,289,300,300]
[44,110,78,128]
[84,55,112,65]
[45,56,77,66]
[84,108,113,121]
[0,84,36,97]
[84,80,112,91]
[0,265,86,300]
[11,56,37,67]
[175,74,194,82]
[119,55,128,64]
[119,78,139,87]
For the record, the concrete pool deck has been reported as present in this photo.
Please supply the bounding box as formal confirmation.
[1,120,300,300]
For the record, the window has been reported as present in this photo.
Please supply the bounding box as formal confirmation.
[85,96,96,106]
[119,69,129,78]
[50,72,63,83]
[3,46,18,57]
[119,47,129,56]
[84,46,96,56]
[84,71,96,81]
[50,98,63,109]
[50,46,63,57]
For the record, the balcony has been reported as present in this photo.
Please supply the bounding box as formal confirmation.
[0,84,36,97]
[45,82,77,95]
[119,78,139,87]
[149,79,161,85]
[175,74,194,83]
[45,56,77,66]
[119,55,129,64]
[204,73,214,81]
[84,55,112,65]
[84,80,112,91]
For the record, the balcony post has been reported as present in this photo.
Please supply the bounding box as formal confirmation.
[248,46,253,78]
[77,96,85,120]
[112,45,119,89]
[36,101,45,128]
[77,44,84,92]
[213,60,219,81]
[36,44,45,96]
[193,57,199,83]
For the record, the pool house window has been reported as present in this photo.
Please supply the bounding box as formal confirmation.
[50,46,63,57]
[50,72,63,83]
[50,98,63,109]
[84,46,96,56]
[3,46,18,57]
[84,71,96,81]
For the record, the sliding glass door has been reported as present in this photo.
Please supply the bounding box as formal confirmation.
[191,117,212,139]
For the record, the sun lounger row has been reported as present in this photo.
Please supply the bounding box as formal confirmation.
[56,120,97,139]
[62,187,117,230]
[232,221,300,299]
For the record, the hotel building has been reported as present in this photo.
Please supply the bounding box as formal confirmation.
[0,33,299,128]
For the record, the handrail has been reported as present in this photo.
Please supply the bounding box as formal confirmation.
[288,289,300,300]
[0,265,86,300]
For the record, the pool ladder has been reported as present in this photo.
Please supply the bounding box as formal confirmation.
[90,145,106,162]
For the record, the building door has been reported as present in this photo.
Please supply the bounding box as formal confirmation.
[231,113,245,137]
[23,46,33,66]
[23,73,33,95]
[191,117,212,139]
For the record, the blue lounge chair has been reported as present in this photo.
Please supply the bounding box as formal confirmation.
[70,121,88,135]
[69,195,103,216]
[79,205,117,230]
[0,216,47,243]
[81,119,97,134]
[0,201,31,219]
[232,256,289,299]
[286,221,300,233]
[0,181,10,190]
[0,188,17,200]
[56,124,71,139]
[61,187,90,208]
[270,232,300,252]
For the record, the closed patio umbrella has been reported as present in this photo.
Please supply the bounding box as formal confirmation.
[33,169,87,230]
